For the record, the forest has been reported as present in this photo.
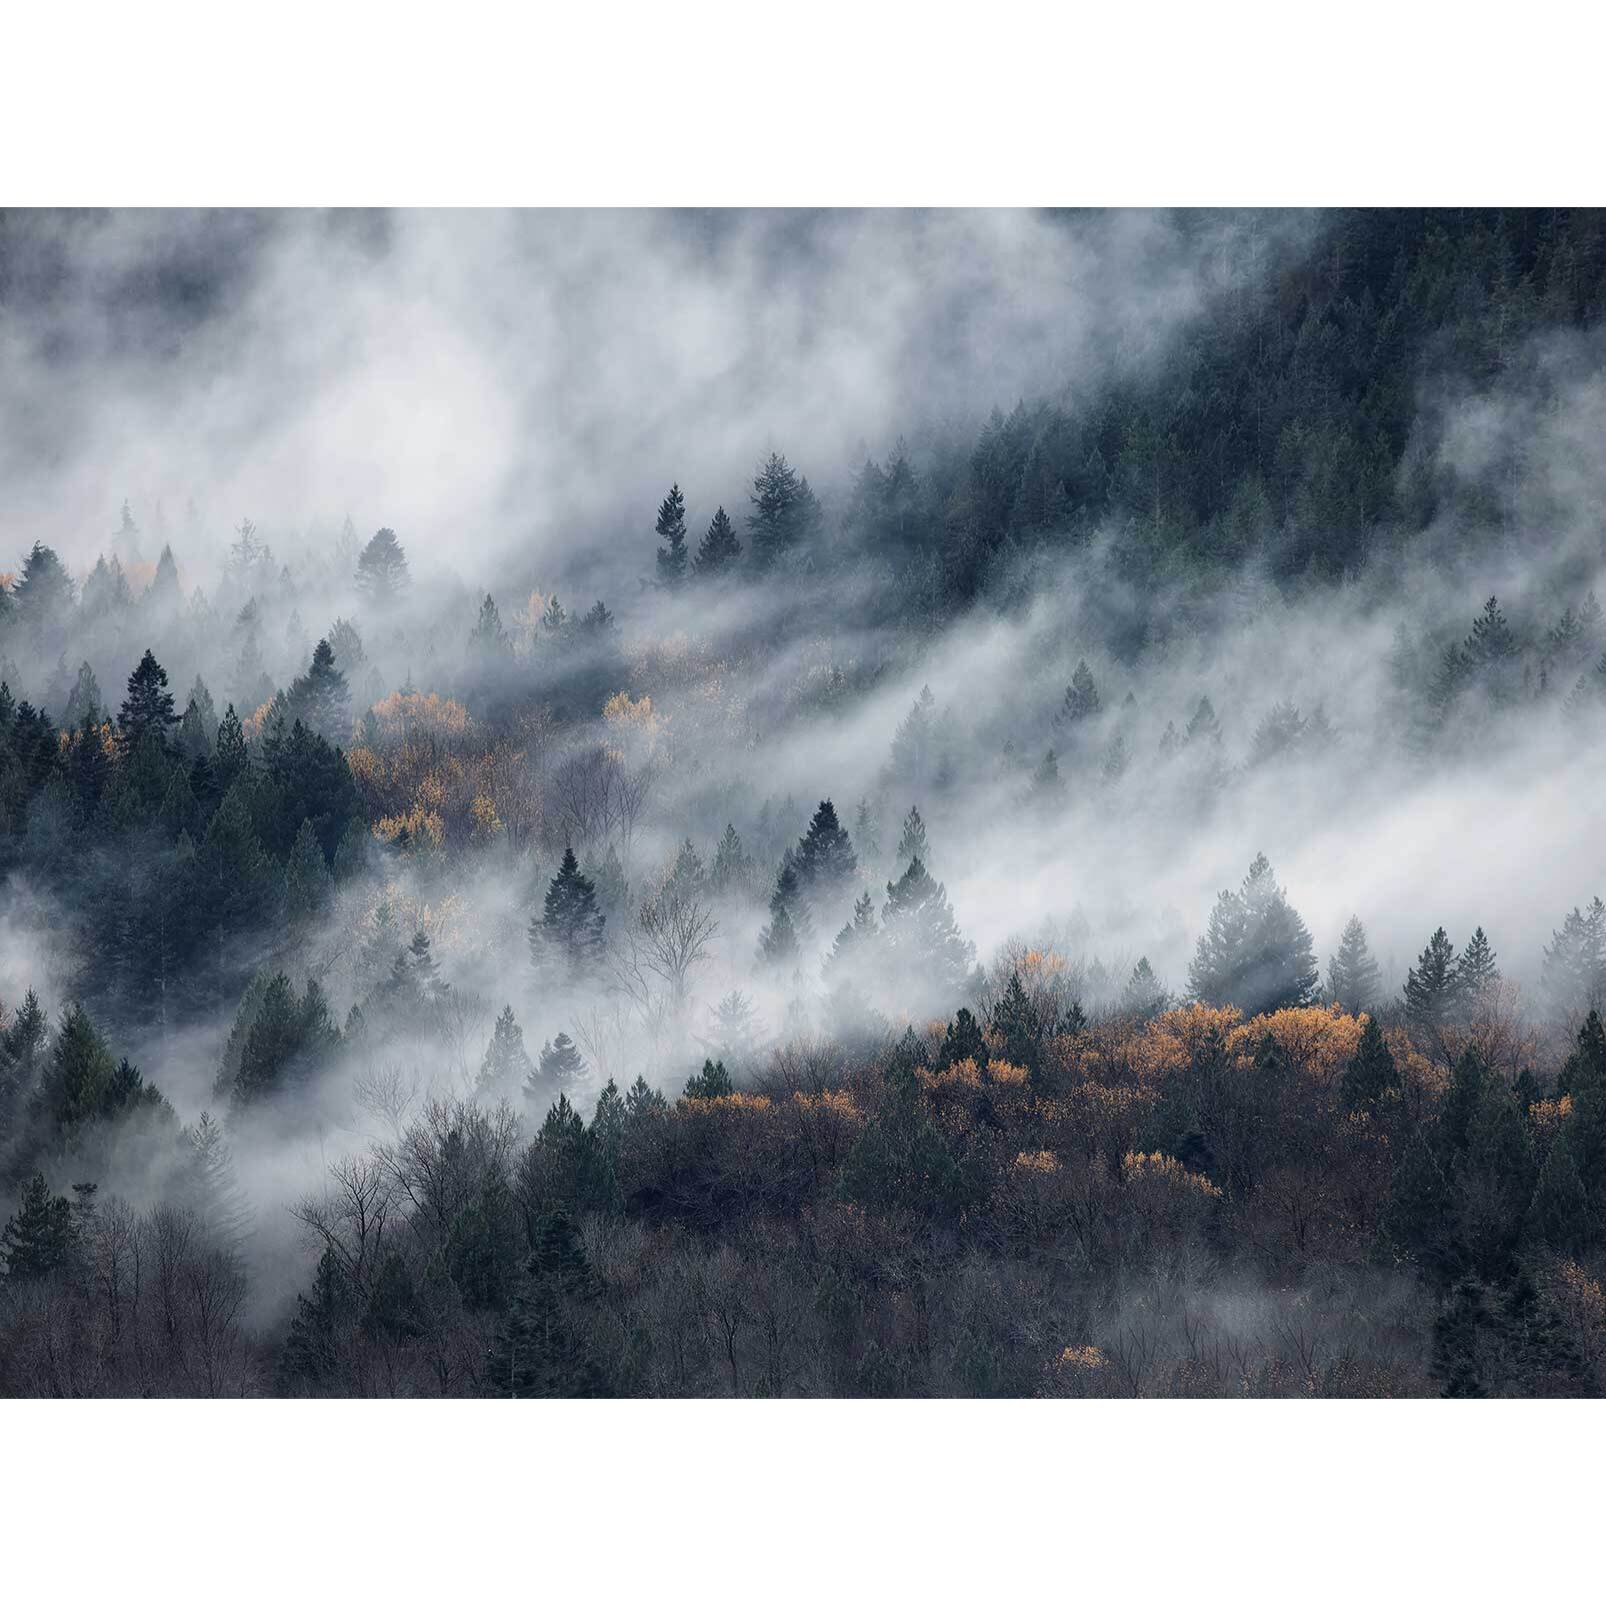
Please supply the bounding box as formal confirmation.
[2,207,1606,1396]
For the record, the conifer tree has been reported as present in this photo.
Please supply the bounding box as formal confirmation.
[284,817,334,923]
[881,856,975,1001]
[1055,659,1101,729]
[1455,927,1500,1009]
[287,639,351,740]
[477,1005,534,1098]
[214,704,250,793]
[355,527,410,605]
[758,857,809,964]
[1326,915,1381,1014]
[710,823,756,900]
[1,1173,78,1279]
[1119,957,1168,1020]
[684,1058,734,1098]
[1188,853,1319,1015]
[1186,695,1222,744]
[526,1035,585,1112]
[654,483,689,586]
[1403,927,1460,1033]
[1340,1016,1400,1110]
[63,662,103,729]
[792,799,857,918]
[119,649,180,748]
[693,506,741,576]
[747,451,811,568]
[940,1006,987,1068]
[532,848,607,974]
[896,804,929,871]
[469,594,509,657]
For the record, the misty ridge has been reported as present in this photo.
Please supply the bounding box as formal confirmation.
[1,206,1606,1398]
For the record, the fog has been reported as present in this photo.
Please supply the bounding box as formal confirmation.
[1,207,1603,1389]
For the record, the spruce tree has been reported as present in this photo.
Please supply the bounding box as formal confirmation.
[654,483,689,586]
[1187,853,1318,1015]
[355,527,410,605]
[792,799,857,917]
[710,823,756,900]
[1055,659,1101,729]
[118,649,180,748]
[287,639,351,740]
[1403,927,1460,1033]
[1455,927,1500,1007]
[284,817,334,923]
[693,506,742,576]
[1327,915,1381,1014]
[880,856,975,1001]
[477,1005,534,1098]
[533,848,607,974]
[63,662,103,729]
[469,594,509,657]
[1,1173,78,1279]
[896,804,929,870]
[684,1058,734,1098]
[1340,1016,1400,1110]
[747,451,810,568]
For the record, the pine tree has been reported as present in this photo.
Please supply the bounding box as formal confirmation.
[477,1005,534,1098]
[526,1036,585,1112]
[1,1173,78,1280]
[758,861,803,966]
[1455,927,1500,1009]
[896,804,929,870]
[182,1111,253,1254]
[693,505,742,576]
[684,1058,734,1098]
[148,543,182,609]
[792,799,857,917]
[747,451,810,568]
[287,639,351,740]
[533,848,607,973]
[355,527,410,605]
[284,817,334,922]
[710,823,756,900]
[214,704,250,793]
[118,649,179,748]
[1327,915,1382,1014]
[1188,853,1319,1015]
[1099,731,1130,785]
[881,856,975,1001]
[654,483,689,586]
[1119,957,1168,1020]
[278,1246,354,1388]
[1543,897,1606,1018]
[63,662,103,729]
[1340,1016,1400,1110]
[624,1075,667,1121]
[1055,659,1101,729]
[469,594,509,657]
[1403,927,1460,1032]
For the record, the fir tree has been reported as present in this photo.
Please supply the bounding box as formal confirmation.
[693,505,742,576]
[119,649,180,748]
[533,848,607,973]
[940,1006,987,1069]
[747,451,812,568]
[478,1005,534,1098]
[1327,915,1382,1014]
[1055,659,1101,729]
[1,1173,78,1280]
[63,662,103,729]
[469,593,509,657]
[654,483,689,586]
[355,527,410,605]
[287,639,350,740]
[684,1059,733,1098]
[1188,853,1319,1015]
[710,823,756,900]
[1455,927,1500,1009]
[284,817,334,923]
[1340,1016,1400,1110]
[792,799,858,917]
[1185,695,1222,744]
[880,856,975,1001]
[896,804,929,870]
[1403,927,1460,1033]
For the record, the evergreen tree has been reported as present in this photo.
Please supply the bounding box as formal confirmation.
[477,1005,534,1098]
[182,1111,253,1254]
[119,649,179,748]
[758,857,809,964]
[214,704,250,793]
[624,1075,667,1121]
[896,804,929,870]
[1187,853,1319,1015]
[693,505,742,575]
[792,799,857,918]
[284,817,334,923]
[533,848,607,974]
[1,1173,78,1280]
[940,1006,987,1068]
[355,527,410,605]
[526,1036,585,1113]
[747,451,812,568]
[1543,897,1606,1018]
[1403,927,1460,1033]
[880,856,975,1001]
[1119,957,1168,1020]
[231,976,340,1109]
[287,639,351,740]
[1185,695,1222,744]
[469,594,509,657]
[12,543,75,637]
[684,1058,733,1098]
[1099,731,1130,785]
[278,1246,354,1388]
[1055,659,1102,729]
[654,483,689,586]
[1455,927,1500,1009]
[1031,748,1064,802]
[62,662,103,729]
[1340,1015,1400,1110]
[710,823,756,900]
[1327,915,1381,1014]
[148,543,182,609]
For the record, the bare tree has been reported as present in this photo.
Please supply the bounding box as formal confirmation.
[293,1151,399,1296]
[636,887,719,1009]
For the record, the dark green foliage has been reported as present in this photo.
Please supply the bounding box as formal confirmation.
[1403,927,1459,1032]
[880,856,974,999]
[284,817,333,923]
[482,1212,612,1398]
[1,1173,78,1280]
[791,799,857,918]
[287,639,351,741]
[940,1007,987,1069]
[747,451,820,568]
[230,975,340,1110]
[840,1063,966,1221]
[693,505,741,575]
[278,1246,355,1388]
[1455,927,1499,1006]
[654,483,688,585]
[1340,1016,1400,1110]
[683,1059,733,1099]
[118,649,179,748]
[533,848,606,974]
